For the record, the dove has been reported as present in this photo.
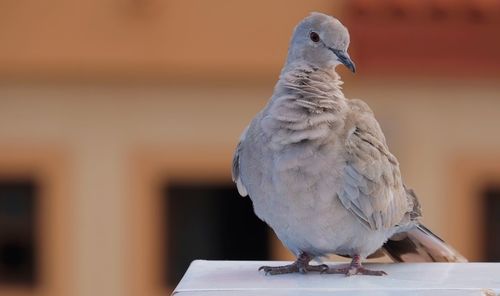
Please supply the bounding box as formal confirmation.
[232,12,466,276]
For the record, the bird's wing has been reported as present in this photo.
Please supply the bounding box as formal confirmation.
[337,99,409,230]
[232,126,249,197]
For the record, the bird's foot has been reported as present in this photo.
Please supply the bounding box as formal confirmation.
[303,263,329,273]
[259,262,328,275]
[259,264,298,275]
[324,265,387,276]
[322,254,387,276]
[258,252,328,275]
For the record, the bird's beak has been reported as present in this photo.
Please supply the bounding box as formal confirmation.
[330,48,356,73]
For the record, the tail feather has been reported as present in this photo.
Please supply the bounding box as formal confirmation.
[383,224,467,263]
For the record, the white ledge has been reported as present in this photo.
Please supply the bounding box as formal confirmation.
[172,260,500,295]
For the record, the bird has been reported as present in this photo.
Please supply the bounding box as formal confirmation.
[231,12,466,276]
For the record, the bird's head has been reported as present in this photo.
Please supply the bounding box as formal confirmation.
[285,12,355,73]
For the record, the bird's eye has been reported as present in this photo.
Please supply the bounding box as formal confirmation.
[310,31,320,42]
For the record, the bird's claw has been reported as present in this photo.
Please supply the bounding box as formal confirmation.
[259,264,298,275]
[346,266,387,276]
[259,263,328,275]
[308,263,329,273]
[324,265,387,276]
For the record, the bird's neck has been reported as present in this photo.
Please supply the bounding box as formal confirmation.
[260,64,348,147]
[271,63,347,115]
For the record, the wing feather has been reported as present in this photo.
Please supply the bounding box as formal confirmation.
[232,126,249,197]
[337,99,409,230]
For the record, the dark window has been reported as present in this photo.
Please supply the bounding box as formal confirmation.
[164,182,270,286]
[0,180,38,286]
[484,186,500,262]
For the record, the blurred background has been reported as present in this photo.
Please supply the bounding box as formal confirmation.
[0,0,500,295]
